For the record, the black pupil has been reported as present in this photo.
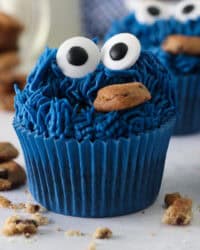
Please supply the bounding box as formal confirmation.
[147,6,160,16]
[67,46,88,66]
[182,4,195,14]
[110,43,128,61]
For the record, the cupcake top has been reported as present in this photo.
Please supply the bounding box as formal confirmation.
[106,0,200,74]
[14,33,176,141]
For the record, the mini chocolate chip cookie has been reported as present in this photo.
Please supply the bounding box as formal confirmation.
[0,142,19,162]
[0,161,26,191]
[2,216,38,236]
[0,72,26,111]
[0,12,24,52]
[0,51,20,72]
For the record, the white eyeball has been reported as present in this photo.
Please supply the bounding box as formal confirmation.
[56,37,100,78]
[174,0,200,22]
[125,0,172,24]
[101,33,141,71]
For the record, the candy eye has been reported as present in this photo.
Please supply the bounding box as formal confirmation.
[174,0,200,22]
[125,0,171,24]
[56,37,100,78]
[101,33,141,71]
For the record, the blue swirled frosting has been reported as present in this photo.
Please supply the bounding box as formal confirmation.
[106,14,200,74]
[14,48,176,141]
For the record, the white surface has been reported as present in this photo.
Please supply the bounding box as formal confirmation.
[0,111,200,250]
[48,0,81,47]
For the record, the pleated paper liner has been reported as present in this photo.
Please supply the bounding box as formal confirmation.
[173,74,200,135]
[15,118,175,218]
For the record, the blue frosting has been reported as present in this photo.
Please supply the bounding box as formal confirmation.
[106,14,200,74]
[14,48,176,141]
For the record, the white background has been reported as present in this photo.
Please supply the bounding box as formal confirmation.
[1,111,200,250]
[48,0,81,47]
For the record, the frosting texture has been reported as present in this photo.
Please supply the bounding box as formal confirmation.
[14,48,176,141]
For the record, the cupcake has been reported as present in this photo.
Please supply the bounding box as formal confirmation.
[14,33,176,218]
[107,0,200,135]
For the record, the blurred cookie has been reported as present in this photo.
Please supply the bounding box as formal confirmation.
[0,73,26,111]
[0,142,19,162]
[0,12,23,51]
[0,52,20,72]
[0,72,26,95]
[0,161,26,190]
[0,93,15,111]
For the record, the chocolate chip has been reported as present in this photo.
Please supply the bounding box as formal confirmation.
[176,216,185,225]
[0,168,8,179]
[15,219,23,224]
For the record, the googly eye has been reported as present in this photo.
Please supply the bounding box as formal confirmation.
[56,37,100,78]
[174,0,200,22]
[125,0,171,24]
[101,33,141,71]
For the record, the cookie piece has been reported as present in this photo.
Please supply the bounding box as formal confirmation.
[0,142,19,162]
[2,216,38,236]
[25,203,42,214]
[0,73,26,111]
[0,161,26,191]
[31,213,49,226]
[65,230,84,237]
[93,227,112,239]
[0,12,24,51]
[0,195,12,208]
[0,52,20,72]
[94,82,151,112]
[0,72,26,95]
[162,198,193,226]
[164,193,181,208]
[162,35,200,56]
[87,242,96,250]
[0,93,15,111]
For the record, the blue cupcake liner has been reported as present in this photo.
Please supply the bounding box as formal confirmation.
[14,118,175,218]
[173,74,200,135]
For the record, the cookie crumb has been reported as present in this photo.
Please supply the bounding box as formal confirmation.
[162,198,193,226]
[25,203,41,214]
[56,227,63,232]
[0,195,12,208]
[31,213,49,226]
[2,215,38,236]
[11,203,25,210]
[93,227,112,239]
[164,193,181,208]
[24,233,31,238]
[87,242,96,250]
[65,230,84,237]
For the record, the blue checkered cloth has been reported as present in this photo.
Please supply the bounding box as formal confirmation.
[81,0,127,39]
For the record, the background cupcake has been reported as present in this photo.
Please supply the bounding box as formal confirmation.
[107,0,200,135]
[14,34,176,218]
